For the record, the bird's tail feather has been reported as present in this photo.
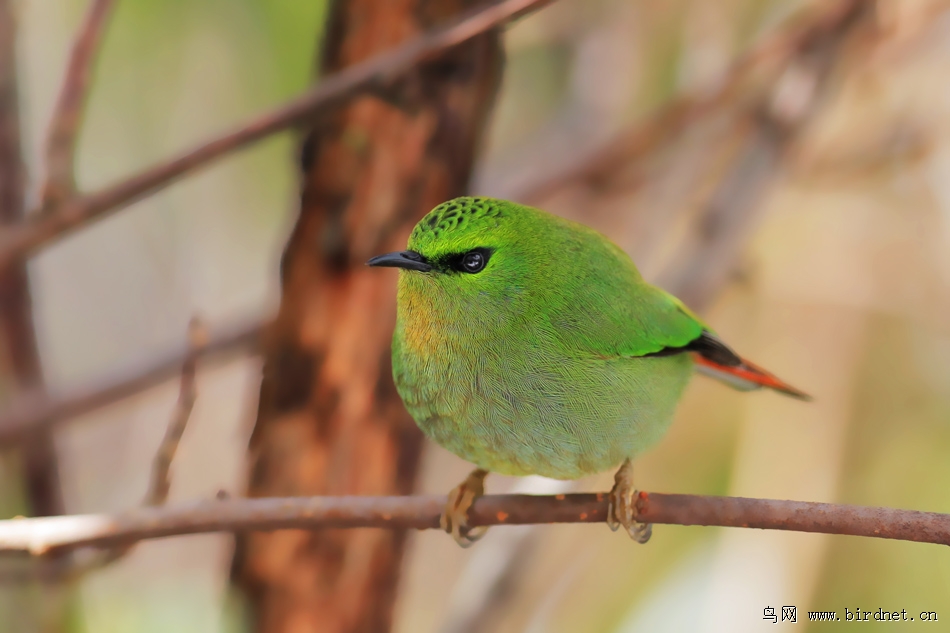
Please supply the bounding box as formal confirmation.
[693,353,811,401]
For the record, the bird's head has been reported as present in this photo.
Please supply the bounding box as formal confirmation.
[367,196,516,277]
[367,196,554,328]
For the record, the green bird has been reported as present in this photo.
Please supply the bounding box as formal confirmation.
[368,196,808,545]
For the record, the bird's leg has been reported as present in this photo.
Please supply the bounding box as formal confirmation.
[607,458,652,543]
[441,468,489,547]
[440,468,489,548]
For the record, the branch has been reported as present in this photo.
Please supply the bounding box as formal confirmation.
[142,318,204,507]
[39,0,115,209]
[0,316,261,447]
[40,319,208,579]
[0,493,946,556]
[0,0,553,271]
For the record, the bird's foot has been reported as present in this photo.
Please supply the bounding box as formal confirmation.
[441,468,489,548]
[607,458,652,543]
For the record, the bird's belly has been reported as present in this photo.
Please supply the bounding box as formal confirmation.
[394,348,693,479]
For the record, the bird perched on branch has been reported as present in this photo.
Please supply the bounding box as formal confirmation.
[369,197,808,546]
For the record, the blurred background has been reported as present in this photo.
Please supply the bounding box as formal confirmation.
[3,0,950,631]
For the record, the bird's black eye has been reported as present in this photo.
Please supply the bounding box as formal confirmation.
[462,251,485,273]
[449,248,491,274]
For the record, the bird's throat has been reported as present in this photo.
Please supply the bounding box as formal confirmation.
[396,275,451,361]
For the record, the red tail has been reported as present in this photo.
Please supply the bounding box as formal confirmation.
[693,354,811,400]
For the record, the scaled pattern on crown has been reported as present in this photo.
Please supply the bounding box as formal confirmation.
[411,197,505,241]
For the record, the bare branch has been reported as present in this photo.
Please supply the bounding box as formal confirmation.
[69,317,205,574]
[39,0,116,209]
[143,317,204,507]
[0,493,946,556]
[0,316,261,447]
[0,319,209,582]
[0,0,553,271]
[0,315,222,582]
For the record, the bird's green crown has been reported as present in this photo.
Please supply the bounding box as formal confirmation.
[412,197,505,240]
[408,197,508,259]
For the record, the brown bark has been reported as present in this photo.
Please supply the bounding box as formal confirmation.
[230,1,503,632]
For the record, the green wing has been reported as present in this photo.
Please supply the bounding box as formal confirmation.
[614,284,706,358]
[535,215,708,360]
[545,275,706,360]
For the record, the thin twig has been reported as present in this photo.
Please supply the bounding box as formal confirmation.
[142,317,205,507]
[0,0,553,271]
[7,319,207,580]
[0,316,261,447]
[0,493,946,556]
[39,0,116,209]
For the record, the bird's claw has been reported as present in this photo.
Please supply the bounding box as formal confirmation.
[608,458,652,544]
[441,468,489,548]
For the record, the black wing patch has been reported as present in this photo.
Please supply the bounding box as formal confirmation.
[642,331,741,366]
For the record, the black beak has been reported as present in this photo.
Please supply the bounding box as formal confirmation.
[366,250,432,272]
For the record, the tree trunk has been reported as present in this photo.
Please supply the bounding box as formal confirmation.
[230,2,503,632]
